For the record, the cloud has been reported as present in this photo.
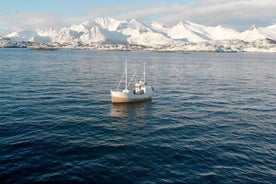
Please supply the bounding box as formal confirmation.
[81,3,166,22]
[81,0,276,30]
[151,0,276,30]
[0,0,275,34]
[83,0,275,30]
[0,12,71,33]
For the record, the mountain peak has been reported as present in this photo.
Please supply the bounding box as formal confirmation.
[129,18,142,25]
[81,21,92,27]
[249,24,257,31]
[95,17,124,31]
[237,24,267,42]
[95,17,121,25]
[176,21,185,26]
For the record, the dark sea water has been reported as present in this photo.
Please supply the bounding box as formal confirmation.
[0,48,275,183]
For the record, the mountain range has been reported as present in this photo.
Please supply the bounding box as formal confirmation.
[1,17,276,52]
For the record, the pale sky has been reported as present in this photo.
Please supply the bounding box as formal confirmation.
[0,0,275,34]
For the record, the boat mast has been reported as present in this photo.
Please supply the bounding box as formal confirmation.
[125,60,128,90]
[144,62,146,83]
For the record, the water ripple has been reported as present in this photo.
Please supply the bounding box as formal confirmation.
[0,50,276,183]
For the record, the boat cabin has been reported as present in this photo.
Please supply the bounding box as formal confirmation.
[134,81,145,94]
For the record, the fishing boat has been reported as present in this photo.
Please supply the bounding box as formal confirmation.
[110,61,154,103]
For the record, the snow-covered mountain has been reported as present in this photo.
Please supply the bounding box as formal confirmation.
[151,21,243,43]
[260,25,276,40]
[50,17,174,46]
[236,25,276,42]
[2,17,276,52]
[0,37,26,48]
[6,30,52,43]
[7,30,37,41]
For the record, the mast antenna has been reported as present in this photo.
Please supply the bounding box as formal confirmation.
[144,62,146,83]
[125,59,128,90]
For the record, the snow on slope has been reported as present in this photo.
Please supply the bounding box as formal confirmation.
[127,30,174,46]
[30,36,51,43]
[69,23,89,33]
[7,29,55,43]
[260,24,276,40]
[0,37,24,47]
[168,21,207,42]
[53,20,129,44]
[37,28,58,38]
[184,21,240,40]
[237,25,267,42]
[236,24,276,42]
[95,17,124,31]
[151,22,168,33]
[101,29,128,44]
[79,26,105,44]
[55,18,175,46]
[53,21,107,44]
[166,21,240,42]
[52,27,80,44]
[7,30,38,42]
[116,19,174,46]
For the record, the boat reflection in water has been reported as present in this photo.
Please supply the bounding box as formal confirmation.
[110,101,152,118]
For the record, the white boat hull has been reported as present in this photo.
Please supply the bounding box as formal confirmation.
[111,86,153,103]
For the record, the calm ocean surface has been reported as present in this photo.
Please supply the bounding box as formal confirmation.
[0,48,275,183]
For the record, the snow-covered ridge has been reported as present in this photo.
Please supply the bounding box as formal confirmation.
[1,17,276,52]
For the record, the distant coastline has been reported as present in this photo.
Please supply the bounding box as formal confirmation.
[0,40,275,53]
